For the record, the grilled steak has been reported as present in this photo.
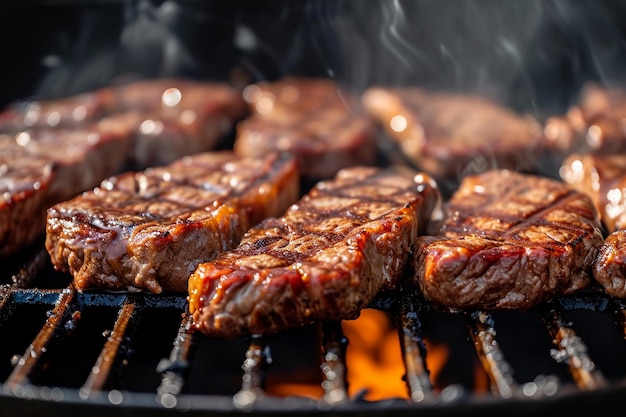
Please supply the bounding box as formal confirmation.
[560,153,626,233]
[234,77,378,180]
[0,116,135,257]
[188,166,441,338]
[362,87,544,180]
[129,106,240,168]
[593,230,626,298]
[0,90,115,132]
[122,79,247,167]
[413,169,604,310]
[544,82,626,154]
[46,152,299,294]
[113,78,246,118]
[0,78,246,134]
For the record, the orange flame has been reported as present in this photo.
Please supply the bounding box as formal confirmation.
[343,309,408,400]
[267,308,488,400]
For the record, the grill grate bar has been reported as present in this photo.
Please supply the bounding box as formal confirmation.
[80,299,137,398]
[10,247,49,289]
[610,300,626,340]
[466,311,518,398]
[541,308,608,390]
[5,288,75,389]
[320,321,348,405]
[156,312,195,407]
[233,334,268,409]
[396,296,433,402]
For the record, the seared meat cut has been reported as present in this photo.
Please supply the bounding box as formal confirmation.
[188,166,441,338]
[112,78,246,118]
[234,77,378,180]
[0,89,115,132]
[413,169,604,310]
[544,82,626,154]
[0,117,135,257]
[128,106,238,168]
[46,152,299,294]
[593,230,626,298]
[560,153,626,233]
[0,78,246,134]
[362,87,544,180]
[123,79,247,167]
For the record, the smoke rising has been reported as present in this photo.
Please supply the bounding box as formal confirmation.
[2,0,626,118]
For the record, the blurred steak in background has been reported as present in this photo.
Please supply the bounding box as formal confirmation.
[234,77,378,181]
[560,153,626,233]
[545,83,626,155]
[362,87,545,181]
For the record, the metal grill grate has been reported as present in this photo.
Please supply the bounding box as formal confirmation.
[2,248,626,416]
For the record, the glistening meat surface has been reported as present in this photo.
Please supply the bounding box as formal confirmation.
[45,152,299,293]
[413,169,604,310]
[362,87,544,180]
[594,230,626,298]
[188,166,441,338]
[234,77,378,180]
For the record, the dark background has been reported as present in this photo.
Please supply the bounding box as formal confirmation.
[1,0,626,118]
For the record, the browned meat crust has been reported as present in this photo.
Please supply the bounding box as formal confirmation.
[594,230,626,298]
[414,169,604,310]
[188,166,441,338]
[45,152,299,294]
[362,87,544,179]
[234,77,378,180]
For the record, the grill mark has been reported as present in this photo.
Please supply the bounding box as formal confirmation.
[426,173,604,299]
[444,173,596,243]
[505,191,591,231]
[235,169,425,264]
[74,153,288,229]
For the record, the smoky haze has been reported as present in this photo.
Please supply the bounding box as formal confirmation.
[1,0,626,118]
[329,0,626,115]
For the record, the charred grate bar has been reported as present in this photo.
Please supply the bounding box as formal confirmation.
[80,299,139,398]
[5,288,76,389]
[320,321,349,406]
[395,294,433,403]
[541,307,607,390]
[156,312,194,408]
[466,311,518,399]
[233,334,269,409]
[2,253,626,415]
